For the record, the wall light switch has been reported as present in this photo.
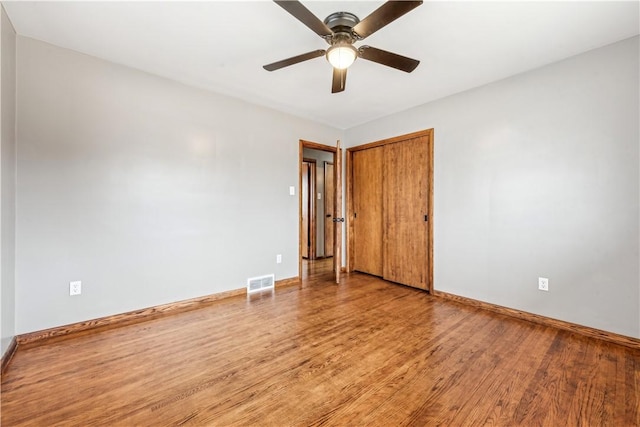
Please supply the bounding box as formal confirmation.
[276,254,282,264]
[289,186,295,196]
[318,193,322,200]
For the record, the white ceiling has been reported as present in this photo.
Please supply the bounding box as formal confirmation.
[4,1,639,129]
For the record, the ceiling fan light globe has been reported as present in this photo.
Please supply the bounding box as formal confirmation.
[326,45,357,69]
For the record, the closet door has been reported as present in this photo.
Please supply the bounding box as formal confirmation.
[383,136,429,289]
[352,146,384,276]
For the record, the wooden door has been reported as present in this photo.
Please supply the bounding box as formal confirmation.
[334,141,342,284]
[383,136,429,289]
[352,146,384,276]
[324,162,335,257]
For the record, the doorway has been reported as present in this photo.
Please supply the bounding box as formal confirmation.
[299,140,341,283]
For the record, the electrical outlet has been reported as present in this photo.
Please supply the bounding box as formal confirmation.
[70,281,82,296]
[276,254,282,264]
[538,277,549,291]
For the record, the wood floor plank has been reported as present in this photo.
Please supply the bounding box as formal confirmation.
[562,340,610,426]
[449,322,552,425]
[2,259,639,426]
[625,352,640,424]
[300,302,476,425]
[512,332,573,424]
[402,315,527,425]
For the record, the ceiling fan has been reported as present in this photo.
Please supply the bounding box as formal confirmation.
[263,1,423,93]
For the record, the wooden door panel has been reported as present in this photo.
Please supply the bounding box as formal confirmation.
[352,146,384,276]
[383,136,429,289]
[324,162,335,257]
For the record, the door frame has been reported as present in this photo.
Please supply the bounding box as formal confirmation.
[299,140,339,280]
[345,129,434,292]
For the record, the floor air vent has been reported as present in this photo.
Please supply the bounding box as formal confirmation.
[247,274,275,293]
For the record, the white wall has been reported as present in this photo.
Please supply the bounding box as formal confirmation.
[346,36,640,338]
[16,37,342,334]
[1,5,16,355]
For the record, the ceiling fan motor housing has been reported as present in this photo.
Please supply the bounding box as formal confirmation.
[324,11,360,45]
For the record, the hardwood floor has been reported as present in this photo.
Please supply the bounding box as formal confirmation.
[2,269,638,426]
[301,257,334,281]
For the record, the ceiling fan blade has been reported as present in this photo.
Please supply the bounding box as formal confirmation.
[352,1,423,40]
[274,1,333,38]
[332,68,347,93]
[263,49,326,71]
[358,46,420,73]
